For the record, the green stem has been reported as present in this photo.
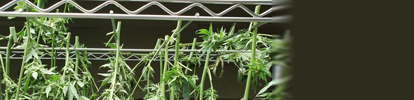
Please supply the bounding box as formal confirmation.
[199,50,211,100]
[161,41,169,98]
[63,33,72,85]
[37,0,45,9]
[158,39,164,83]
[0,46,3,100]
[6,27,15,78]
[242,5,261,100]
[75,36,79,73]
[3,27,16,100]
[170,20,182,100]
[185,38,197,74]
[65,33,71,68]
[108,21,121,100]
[15,19,32,100]
[51,41,55,68]
[206,67,214,98]
[75,36,87,96]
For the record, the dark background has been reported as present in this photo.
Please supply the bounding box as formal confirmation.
[0,0,290,99]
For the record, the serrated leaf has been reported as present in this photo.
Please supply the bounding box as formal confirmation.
[50,75,60,81]
[183,82,191,100]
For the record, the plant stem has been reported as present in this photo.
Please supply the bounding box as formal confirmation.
[157,39,164,82]
[51,40,55,68]
[6,27,15,78]
[0,51,7,100]
[199,50,211,100]
[75,36,87,96]
[63,33,72,86]
[242,5,261,100]
[0,45,3,100]
[15,19,32,100]
[170,20,182,100]
[185,38,197,74]
[161,43,169,98]
[109,21,121,100]
[65,33,71,68]
[3,27,15,100]
[75,36,79,73]
[206,67,215,98]
[37,0,45,9]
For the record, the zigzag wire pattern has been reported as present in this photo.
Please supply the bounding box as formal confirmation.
[0,0,285,17]
[0,51,223,62]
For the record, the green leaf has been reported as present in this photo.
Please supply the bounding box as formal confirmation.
[100,78,110,88]
[183,82,191,100]
[106,43,116,49]
[256,76,291,97]
[70,82,79,99]
[196,29,209,35]
[50,75,61,81]
[77,81,85,87]
[98,73,111,77]
[32,71,38,79]
[209,23,213,35]
[80,96,90,100]
[63,86,68,96]
[229,23,236,36]
[40,68,57,74]
[46,85,51,97]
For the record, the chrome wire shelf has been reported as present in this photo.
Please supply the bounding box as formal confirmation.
[0,47,250,62]
[0,0,290,22]
[0,0,284,61]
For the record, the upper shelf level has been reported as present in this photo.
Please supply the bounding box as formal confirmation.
[0,0,291,22]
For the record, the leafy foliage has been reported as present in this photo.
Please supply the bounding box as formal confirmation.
[98,21,135,100]
[204,88,218,100]
[256,31,292,100]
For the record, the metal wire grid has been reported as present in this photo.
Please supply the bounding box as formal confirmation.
[0,48,249,62]
[0,0,278,61]
[0,0,290,22]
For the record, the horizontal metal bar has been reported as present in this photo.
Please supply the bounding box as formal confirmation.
[2,57,219,62]
[0,12,287,22]
[0,47,251,53]
[75,0,276,5]
[273,15,291,23]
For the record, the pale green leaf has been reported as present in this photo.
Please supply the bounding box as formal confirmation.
[256,76,291,97]
[77,81,85,87]
[81,96,90,100]
[32,71,38,79]
[40,68,56,74]
[46,85,51,97]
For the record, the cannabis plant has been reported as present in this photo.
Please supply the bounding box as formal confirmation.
[256,31,292,100]
[98,21,135,100]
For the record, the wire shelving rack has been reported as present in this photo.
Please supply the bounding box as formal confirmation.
[0,0,290,61]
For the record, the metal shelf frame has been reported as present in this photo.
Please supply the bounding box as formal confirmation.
[0,47,249,62]
[0,0,288,61]
[0,0,290,22]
